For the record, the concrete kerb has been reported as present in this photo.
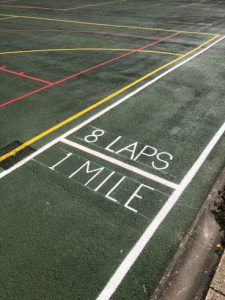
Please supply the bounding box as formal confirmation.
[150,167,225,300]
[206,252,225,299]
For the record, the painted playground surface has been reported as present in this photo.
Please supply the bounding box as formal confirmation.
[0,1,225,299]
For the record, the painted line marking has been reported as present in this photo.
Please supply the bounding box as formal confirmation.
[0,11,223,298]
[0,36,225,299]
[61,138,178,190]
[0,48,182,57]
[0,35,223,174]
[0,67,53,84]
[54,32,179,85]
[63,0,128,11]
[0,0,127,11]
[0,4,63,10]
[0,84,54,109]
[0,28,164,42]
[0,16,17,21]
[0,32,179,108]
[0,34,220,161]
[96,65,225,299]
[0,13,217,36]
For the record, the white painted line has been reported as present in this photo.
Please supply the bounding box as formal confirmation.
[63,0,128,11]
[61,138,178,190]
[96,115,225,299]
[0,36,224,182]
[0,16,17,20]
[0,0,127,11]
[94,171,115,191]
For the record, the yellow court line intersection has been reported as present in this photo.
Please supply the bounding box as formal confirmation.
[0,14,220,161]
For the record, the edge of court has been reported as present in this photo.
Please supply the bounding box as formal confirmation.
[0,13,218,36]
[0,17,220,162]
[96,36,225,300]
[0,15,225,299]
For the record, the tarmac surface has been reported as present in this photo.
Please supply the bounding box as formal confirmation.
[1,1,225,299]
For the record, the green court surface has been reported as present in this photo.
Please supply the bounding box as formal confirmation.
[0,1,225,299]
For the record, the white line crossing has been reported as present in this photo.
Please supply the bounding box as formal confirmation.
[61,138,179,189]
[1,35,224,181]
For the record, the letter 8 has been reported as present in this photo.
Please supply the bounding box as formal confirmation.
[84,129,105,143]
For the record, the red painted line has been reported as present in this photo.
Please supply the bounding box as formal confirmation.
[54,32,179,85]
[0,67,53,84]
[0,32,179,109]
[0,84,53,108]
[0,29,162,41]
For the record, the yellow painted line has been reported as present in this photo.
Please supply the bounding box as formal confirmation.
[0,15,18,20]
[0,48,182,56]
[0,13,217,36]
[63,0,128,11]
[0,34,220,162]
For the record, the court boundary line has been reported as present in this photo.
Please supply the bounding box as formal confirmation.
[0,13,217,36]
[0,31,179,108]
[0,4,62,10]
[97,97,225,300]
[0,48,182,57]
[0,35,224,299]
[0,34,220,160]
[0,35,223,178]
[0,12,224,299]
[61,138,179,190]
[0,66,53,84]
[0,0,128,11]
[0,15,17,20]
[63,0,128,11]
[0,28,164,41]
[53,32,179,85]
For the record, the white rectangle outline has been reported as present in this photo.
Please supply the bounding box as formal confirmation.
[97,104,225,300]
[0,35,224,300]
[97,36,225,300]
[61,138,179,189]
